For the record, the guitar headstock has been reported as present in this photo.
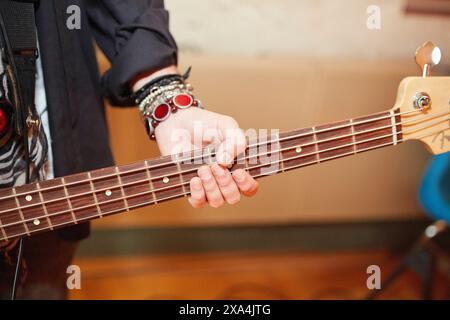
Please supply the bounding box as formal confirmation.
[393,41,450,155]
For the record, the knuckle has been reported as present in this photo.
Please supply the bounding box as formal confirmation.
[191,193,204,201]
[223,115,237,126]
[203,181,218,192]
[216,175,232,188]
[197,166,212,179]
[197,165,209,174]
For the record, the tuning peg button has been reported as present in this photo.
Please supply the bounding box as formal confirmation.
[415,41,441,77]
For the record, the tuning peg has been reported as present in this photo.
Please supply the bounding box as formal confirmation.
[415,41,441,77]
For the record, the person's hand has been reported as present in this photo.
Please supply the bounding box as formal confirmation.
[155,107,259,208]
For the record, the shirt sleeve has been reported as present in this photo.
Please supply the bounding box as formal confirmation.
[84,0,178,106]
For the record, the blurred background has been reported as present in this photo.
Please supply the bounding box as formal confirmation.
[70,0,450,299]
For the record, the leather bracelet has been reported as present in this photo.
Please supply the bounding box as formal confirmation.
[133,67,192,105]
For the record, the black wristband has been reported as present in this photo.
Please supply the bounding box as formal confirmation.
[133,66,192,104]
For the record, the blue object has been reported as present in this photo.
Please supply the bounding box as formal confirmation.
[419,152,450,223]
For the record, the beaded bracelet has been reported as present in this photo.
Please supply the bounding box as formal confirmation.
[139,82,203,140]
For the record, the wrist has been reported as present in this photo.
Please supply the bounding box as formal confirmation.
[137,70,203,140]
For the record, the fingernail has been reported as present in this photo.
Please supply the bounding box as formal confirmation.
[191,178,202,191]
[198,166,212,181]
[211,164,225,176]
[233,169,246,182]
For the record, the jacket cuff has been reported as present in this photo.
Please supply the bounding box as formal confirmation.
[101,12,178,106]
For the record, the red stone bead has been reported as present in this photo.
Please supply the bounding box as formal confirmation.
[0,107,7,133]
[171,106,178,113]
[153,103,170,121]
[192,100,198,107]
[173,93,193,109]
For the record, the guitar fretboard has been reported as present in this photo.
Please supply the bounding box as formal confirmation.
[0,109,402,242]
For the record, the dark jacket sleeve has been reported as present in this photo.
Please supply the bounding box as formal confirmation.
[84,0,178,106]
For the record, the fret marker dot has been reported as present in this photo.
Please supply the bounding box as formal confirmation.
[296,147,302,154]
[25,195,32,202]
[163,177,170,184]
[105,190,112,197]
[33,219,40,226]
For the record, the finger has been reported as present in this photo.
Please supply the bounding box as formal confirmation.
[197,165,225,208]
[232,169,259,197]
[188,177,206,208]
[211,163,241,205]
[215,117,246,166]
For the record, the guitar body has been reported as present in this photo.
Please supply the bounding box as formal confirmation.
[419,152,450,223]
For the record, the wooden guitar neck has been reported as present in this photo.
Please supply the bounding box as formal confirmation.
[0,108,403,242]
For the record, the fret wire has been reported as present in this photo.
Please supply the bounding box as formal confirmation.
[2,189,194,241]
[35,182,53,230]
[276,133,285,172]
[278,141,396,176]
[36,182,53,229]
[0,139,400,241]
[390,110,398,146]
[115,167,130,211]
[0,107,423,201]
[87,172,103,217]
[144,160,158,204]
[61,177,78,224]
[0,215,9,241]
[0,134,402,232]
[243,147,249,171]
[312,127,321,163]
[175,160,188,197]
[0,130,403,217]
[349,119,357,154]
[12,187,30,235]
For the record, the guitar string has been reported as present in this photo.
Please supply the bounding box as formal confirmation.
[0,130,402,218]
[0,107,436,202]
[0,109,428,201]
[0,139,402,240]
[1,111,448,235]
[0,124,399,213]
[2,115,448,241]
[0,111,448,217]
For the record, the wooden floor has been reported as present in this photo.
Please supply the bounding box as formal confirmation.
[69,249,449,300]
